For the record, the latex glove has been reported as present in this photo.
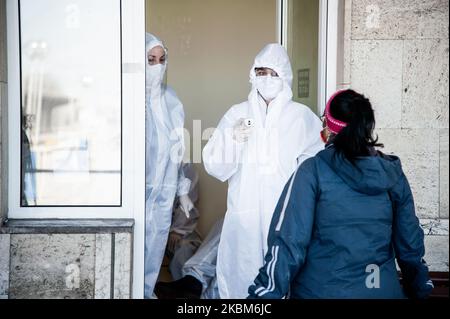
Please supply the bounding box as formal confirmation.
[179,194,194,219]
[233,118,253,143]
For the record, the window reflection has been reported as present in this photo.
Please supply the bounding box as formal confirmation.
[286,0,320,114]
[20,0,122,206]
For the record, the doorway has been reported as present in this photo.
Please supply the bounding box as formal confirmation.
[142,0,341,297]
[146,0,278,237]
[285,0,320,114]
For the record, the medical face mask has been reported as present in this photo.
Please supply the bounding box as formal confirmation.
[146,63,166,90]
[255,76,284,101]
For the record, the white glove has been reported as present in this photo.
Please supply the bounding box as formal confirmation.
[233,118,253,143]
[179,194,194,219]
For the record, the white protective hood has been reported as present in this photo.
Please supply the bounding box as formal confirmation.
[249,43,293,88]
[146,33,167,58]
[247,44,294,130]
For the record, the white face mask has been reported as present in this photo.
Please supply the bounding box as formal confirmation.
[146,63,166,90]
[255,76,283,102]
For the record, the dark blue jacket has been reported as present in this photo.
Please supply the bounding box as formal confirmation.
[248,146,432,299]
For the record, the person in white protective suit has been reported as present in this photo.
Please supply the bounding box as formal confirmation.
[202,43,324,299]
[144,33,194,298]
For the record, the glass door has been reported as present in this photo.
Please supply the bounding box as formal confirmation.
[286,0,320,115]
[280,0,342,116]
[7,0,146,298]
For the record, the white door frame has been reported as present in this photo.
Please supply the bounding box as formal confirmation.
[121,0,146,299]
[277,0,341,115]
[6,0,146,299]
[6,0,146,219]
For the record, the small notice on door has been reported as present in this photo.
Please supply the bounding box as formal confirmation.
[298,69,310,98]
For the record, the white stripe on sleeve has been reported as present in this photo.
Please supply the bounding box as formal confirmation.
[257,246,280,297]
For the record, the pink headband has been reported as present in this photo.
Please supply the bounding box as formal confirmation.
[325,90,348,135]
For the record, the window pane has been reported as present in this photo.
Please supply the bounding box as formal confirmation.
[20,0,122,206]
[287,0,320,114]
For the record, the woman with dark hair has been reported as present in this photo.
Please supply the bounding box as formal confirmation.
[248,90,433,299]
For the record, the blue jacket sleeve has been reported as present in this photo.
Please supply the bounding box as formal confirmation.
[390,172,433,299]
[248,158,318,299]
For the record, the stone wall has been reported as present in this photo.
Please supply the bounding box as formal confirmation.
[0,232,8,299]
[0,227,132,299]
[345,0,449,271]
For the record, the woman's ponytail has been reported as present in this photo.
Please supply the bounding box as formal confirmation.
[330,90,383,165]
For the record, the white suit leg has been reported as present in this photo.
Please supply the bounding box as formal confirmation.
[182,218,224,298]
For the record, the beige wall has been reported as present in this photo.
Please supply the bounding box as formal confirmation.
[146,0,277,236]
[287,0,319,114]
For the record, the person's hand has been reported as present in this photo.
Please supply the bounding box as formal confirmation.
[167,232,182,253]
[233,118,253,143]
[179,194,194,219]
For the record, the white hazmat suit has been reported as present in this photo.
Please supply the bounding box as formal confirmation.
[203,44,324,299]
[144,33,191,298]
